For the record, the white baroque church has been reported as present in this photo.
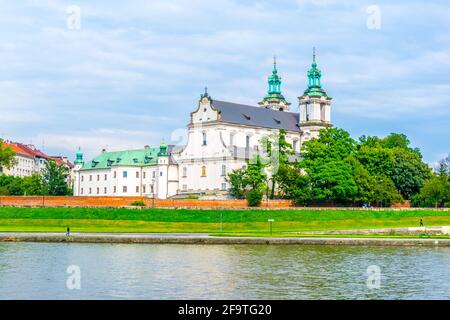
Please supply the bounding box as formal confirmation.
[73,51,332,199]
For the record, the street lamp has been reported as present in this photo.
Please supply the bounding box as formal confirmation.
[268,219,275,236]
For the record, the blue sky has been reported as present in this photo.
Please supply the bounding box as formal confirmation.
[0,0,449,166]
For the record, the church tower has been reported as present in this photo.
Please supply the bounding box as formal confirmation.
[258,57,291,111]
[298,48,332,140]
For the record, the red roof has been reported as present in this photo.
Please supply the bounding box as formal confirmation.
[3,142,35,158]
[49,156,74,169]
[4,141,71,168]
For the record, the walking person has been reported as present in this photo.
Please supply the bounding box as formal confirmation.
[66,226,70,237]
[420,218,423,227]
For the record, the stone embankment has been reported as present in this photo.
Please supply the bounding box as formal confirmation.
[1,233,449,246]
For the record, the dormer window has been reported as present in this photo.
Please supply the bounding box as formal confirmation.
[242,113,251,120]
[273,117,281,124]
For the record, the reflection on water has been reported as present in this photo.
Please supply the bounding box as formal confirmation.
[0,243,449,299]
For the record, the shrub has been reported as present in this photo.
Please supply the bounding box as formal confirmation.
[247,188,263,207]
[186,195,199,200]
[130,200,146,207]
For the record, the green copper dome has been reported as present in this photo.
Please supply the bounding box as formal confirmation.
[304,48,332,99]
[158,141,169,157]
[258,57,290,109]
[74,147,84,165]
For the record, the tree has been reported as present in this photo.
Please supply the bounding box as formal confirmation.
[0,175,23,195]
[357,133,431,199]
[260,129,295,199]
[22,174,44,195]
[245,155,267,191]
[412,176,450,208]
[227,156,267,205]
[42,160,69,195]
[390,148,431,199]
[436,155,449,179]
[301,128,358,205]
[226,168,247,199]
[0,139,16,172]
[309,160,358,204]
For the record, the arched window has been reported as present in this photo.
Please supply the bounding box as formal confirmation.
[202,132,207,146]
[201,166,207,177]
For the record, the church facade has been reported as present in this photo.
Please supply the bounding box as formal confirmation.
[73,51,332,199]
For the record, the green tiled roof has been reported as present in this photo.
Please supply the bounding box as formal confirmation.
[80,148,159,171]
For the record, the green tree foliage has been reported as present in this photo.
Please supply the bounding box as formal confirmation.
[227,156,267,204]
[357,133,431,199]
[412,176,450,208]
[0,139,16,172]
[247,188,264,207]
[300,128,358,205]
[226,168,247,199]
[42,160,69,195]
[260,129,294,199]
[22,174,44,195]
[436,155,449,179]
[0,175,23,195]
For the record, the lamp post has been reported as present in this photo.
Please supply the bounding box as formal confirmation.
[268,219,274,236]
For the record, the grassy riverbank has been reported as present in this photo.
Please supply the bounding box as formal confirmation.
[0,206,449,235]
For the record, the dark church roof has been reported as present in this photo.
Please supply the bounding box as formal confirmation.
[211,100,300,131]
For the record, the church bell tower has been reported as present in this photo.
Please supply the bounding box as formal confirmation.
[298,48,332,140]
[258,57,291,111]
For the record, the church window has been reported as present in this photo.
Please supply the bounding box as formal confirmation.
[182,184,187,192]
[221,164,226,176]
[104,174,107,181]
[89,188,92,194]
[136,186,139,193]
[81,176,84,182]
[202,132,207,146]
[160,172,163,177]
[136,171,139,178]
[143,172,146,179]
[293,140,298,151]
[246,135,250,149]
[221,183,227,191]
[150,185,154,194]
[81,188,83,195]
[152,171,156,178]
[321,104,326,121]
[97,187,99,194]
[143,185,146,193]
[183,167,187,177]
[123,171,127,178]
[123,186,127,193]
[201,166,207,177]
[97,174,100,181]
[114,171,117,178]
[104,187,107,194]
[89,175,92,181]
[113,186,116,193]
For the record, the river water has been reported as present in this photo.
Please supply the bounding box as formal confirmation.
[0,243,449,299]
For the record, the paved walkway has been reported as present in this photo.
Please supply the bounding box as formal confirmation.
[1,232,450,246]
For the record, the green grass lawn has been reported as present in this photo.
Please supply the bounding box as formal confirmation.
[0,206,449,235]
